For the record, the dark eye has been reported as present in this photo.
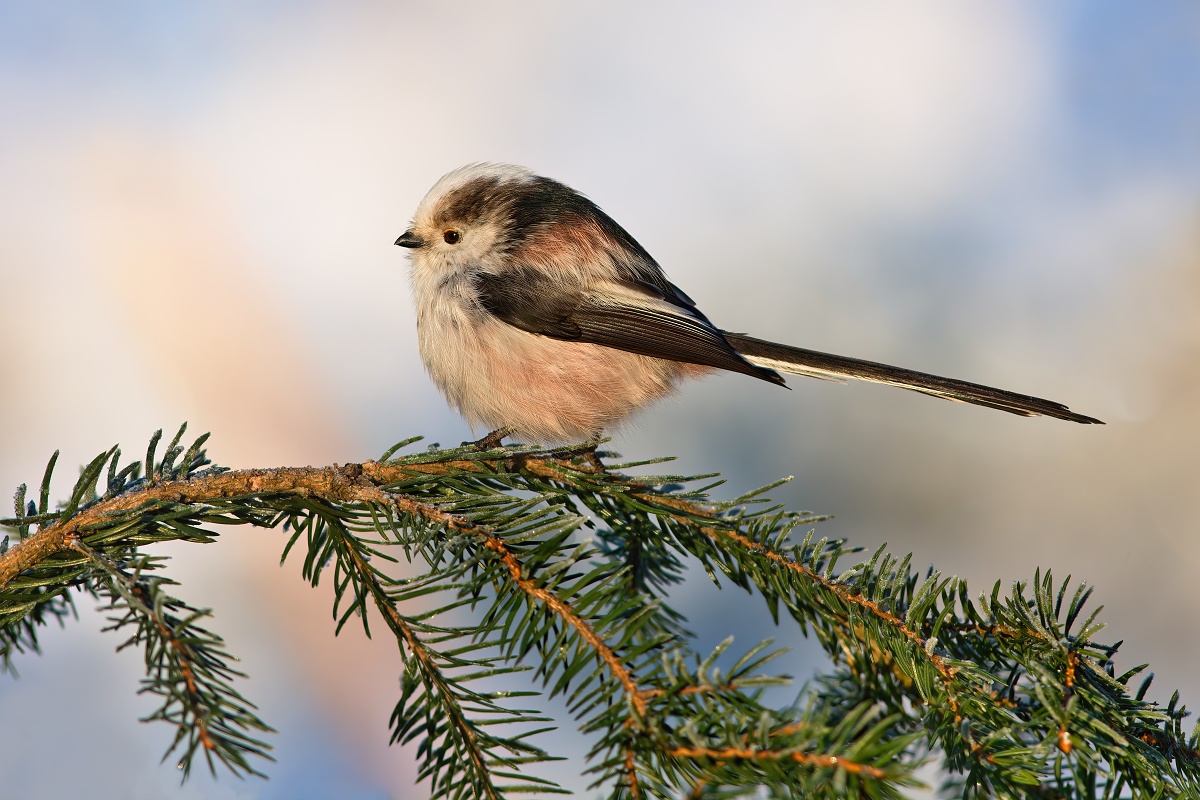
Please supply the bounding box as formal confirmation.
[443,229,461,244]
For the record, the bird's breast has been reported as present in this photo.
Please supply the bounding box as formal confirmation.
[412,289,696,442]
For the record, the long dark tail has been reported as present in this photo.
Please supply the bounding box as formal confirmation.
[723,332,1103,424]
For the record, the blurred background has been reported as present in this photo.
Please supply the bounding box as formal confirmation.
[1,2,1197,797]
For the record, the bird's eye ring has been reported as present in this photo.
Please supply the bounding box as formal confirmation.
[443,229,461,245]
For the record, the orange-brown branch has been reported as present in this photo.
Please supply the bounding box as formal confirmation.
[478,532,646,716]
[625,747,641,798]
[621,490,960,710]
[498,456,965,708]
[669,745,887,780]
[336,530,499,800]
[0,457,531,588]
[333,477,647,717]
[68,539,215,751]
[639,682,740,702]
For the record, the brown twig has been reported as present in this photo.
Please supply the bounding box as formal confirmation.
[639,682,740,702]
[1058,650,1078,755]
[768,721,811,739]
[615,489,961,713]
[0,458,503,589]
[625,746,641,799]
[336,528,499,800]
[330,479,648,717]
[669,745,888,779]
[479,531,646,716]
[509,457,967,715]
[67,538,216,752]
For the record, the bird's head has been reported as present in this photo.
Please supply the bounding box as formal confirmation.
[395,163,653,283]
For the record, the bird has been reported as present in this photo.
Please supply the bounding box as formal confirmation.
[395,163,1101,445]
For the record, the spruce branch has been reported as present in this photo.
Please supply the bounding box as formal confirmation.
[72,540,274,778]
[2,428,1198,798]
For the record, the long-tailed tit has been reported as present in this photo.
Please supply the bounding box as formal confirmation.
[395,164,1101,444]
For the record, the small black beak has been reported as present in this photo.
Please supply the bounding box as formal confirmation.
[394,230,425,248]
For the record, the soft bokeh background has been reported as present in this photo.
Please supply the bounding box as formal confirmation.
[1,2,1197,797]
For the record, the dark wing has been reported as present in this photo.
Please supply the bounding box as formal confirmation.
[473,269,784,385]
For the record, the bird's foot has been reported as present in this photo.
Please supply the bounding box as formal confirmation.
[469,427,513,451]
[550,439,606,469]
